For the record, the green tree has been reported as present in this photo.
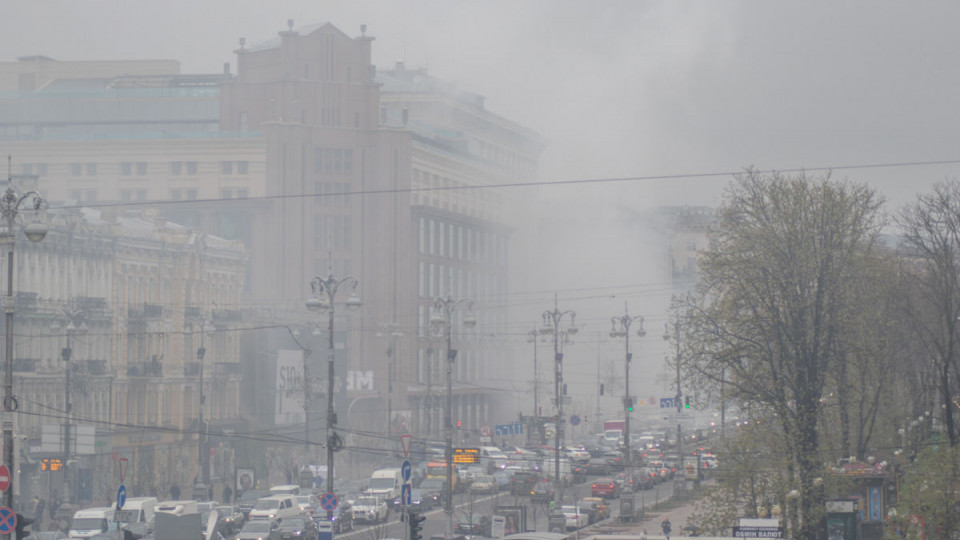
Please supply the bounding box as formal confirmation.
[897,445,960,539]
[679,170,885,539]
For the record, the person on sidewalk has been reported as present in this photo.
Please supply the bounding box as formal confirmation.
[661,517,672,540]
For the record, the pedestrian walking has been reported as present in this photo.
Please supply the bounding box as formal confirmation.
[661,517,672,540]
[222,483,233,504]
[170,483,181,500]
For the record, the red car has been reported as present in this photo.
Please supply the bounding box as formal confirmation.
[591,477,621,498]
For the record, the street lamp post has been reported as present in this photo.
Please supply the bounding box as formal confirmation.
[664,321,682,455]
[188,313,212,488]
[306,270,361,519]
[430,294,475,540]
[0,164,46,532]
[53,305,87,505]
[609,303,645,467]
[539,295,577,488]
[376,323,403,436]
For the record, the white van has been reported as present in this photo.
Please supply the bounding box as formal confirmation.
[480,446,509,471]
[248,494,299,522]
[366,468,402,500]
[113,496,157,524]
[155,499,199,515]
[69,507,118,538]
[269,484,301,496]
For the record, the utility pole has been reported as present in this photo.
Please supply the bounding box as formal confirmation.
[540,294,577,489]
[609,303,645,467]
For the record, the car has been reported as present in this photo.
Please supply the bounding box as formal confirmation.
[581,497,611,521]
[529,480,555,503]
[33,533,68,540]
[576,500,600,524]
[615,472,640,492]
[591,477,621,498]
[237,490,270,519]
[604,451,625,471]
[636,468,659,490]
[392,488,435,511]
[492,470,512,491]
[559,505,589,530]
[237,519,281,540]
[279,516,318,539]
[352,496,389,523]
[564,447,590,463]
[214,505,247,535]
[455,514,491,537]
[294,494,317,515]
[329,501,354,533]
[469,475,498,495]
[585,457,610,476]
[510,472,540,495]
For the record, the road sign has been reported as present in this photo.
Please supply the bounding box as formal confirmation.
[400,433,412,458]
[117,485,127,509]
[452,448,480,464]
[495,423,523,436]
[317,520,333,540]
[0,507,15,534]
[0,465,10,492]
[319,492,339,512]
[401,483,412,506]
[401,460,412,482]
[569,415,581,426]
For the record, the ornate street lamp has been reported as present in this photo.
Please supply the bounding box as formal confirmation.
[540,295,577,490]
[609,303,645,467]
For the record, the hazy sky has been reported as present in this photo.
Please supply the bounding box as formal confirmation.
[3,1,959,411]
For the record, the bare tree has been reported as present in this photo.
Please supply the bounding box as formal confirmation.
[679,170,885,539]
[897,180,960,447]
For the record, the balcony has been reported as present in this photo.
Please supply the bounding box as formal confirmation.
[77,297,107,312]
[15,292,37,310]
[212,309,242,326]
[184,362,200,376]
[127,360,163,377]
[80,359,107,375]
[213,362,242,377]
[128,303,163,320]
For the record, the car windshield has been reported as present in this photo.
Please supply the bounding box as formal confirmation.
[252,500,279,510]
[242,521,270,532]
[72,518,105,530]
[283,518,306,529]
[561,506,577,515]
[369,478,396,490]
[356,497,378,507]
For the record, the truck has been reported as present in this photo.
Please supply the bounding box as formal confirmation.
[602,420,625,445]
[366,468,403,501]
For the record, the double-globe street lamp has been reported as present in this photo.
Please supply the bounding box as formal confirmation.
[540,297,577,488]
[429,294,475,540]
[306,270,360,518]
[51,304,87,504]
[609,303,645,467]
[187,312,214,488]
[0,171,46,528]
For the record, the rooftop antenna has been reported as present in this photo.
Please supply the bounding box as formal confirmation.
[287,19,294,32]
[239,37,246,49]
[360,24,366,37]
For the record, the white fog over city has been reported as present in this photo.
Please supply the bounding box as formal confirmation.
[0,2,958,539]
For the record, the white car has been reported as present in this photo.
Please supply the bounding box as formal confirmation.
[560,505,589,530]
[352,496,389,523]
[564,448,590,463]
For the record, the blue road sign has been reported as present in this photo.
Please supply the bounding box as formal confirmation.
[569,415,581,426]
[401,460,412,482]
[660,398,676,409]
[117,485,127,509]
[494,423,523,436]
[401,483,411,506]
[0,506,15,534]
[319,492,339,512]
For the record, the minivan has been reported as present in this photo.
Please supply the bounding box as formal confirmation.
[113,496,156,524]
[269,484,301,496]
[68,507,118,538]
[248,494,299,522]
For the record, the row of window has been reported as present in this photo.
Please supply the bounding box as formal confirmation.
[419,217,507,265]
[313,214,352,250]
[314,148,354,174]
[71,188,251,203]
[61,161,251,177]
[314,181,352,207]
[417,263,507,307]
[417,347,480,384]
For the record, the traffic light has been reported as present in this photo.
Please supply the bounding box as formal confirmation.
[684,396,690,409]
[15,513,33,539]
[409,511,426,540]
[625,397,634,411]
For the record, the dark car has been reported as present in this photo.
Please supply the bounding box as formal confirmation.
[585,457,610,476]
[238,519,280,540]
[279,517,317,539]
[604,451,625,471]
[455,515,491,537]
[329,501,354,533]
[529,480,556,503]
[510,471,540,495]
[392,488,435,511]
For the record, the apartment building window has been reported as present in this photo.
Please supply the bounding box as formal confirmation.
[69,190,82,201]
[170,189,182,200]
[85,162,97,176]
[186,161,197,175]
[121,162,133,176]
[20,164,32,175]
[237,161,248,175]
[136,162,147,175]
[121,190,132,202]
[135,189,147,201]
[37,163,47,176]
[170,161,182,175]
[186,189,198,200]
[221,161,233,175]
[419,218,426,254]
[85,190,97,201]
[313,148,354,173]
[70,163,82,176]
[239,112,248,132]
[237,188,248,199]
[220,188,233,199]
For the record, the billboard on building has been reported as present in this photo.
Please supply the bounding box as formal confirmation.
[276,349,305,425]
